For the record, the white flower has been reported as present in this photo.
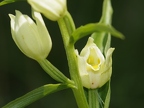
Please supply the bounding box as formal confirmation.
[9,10,52,61]
[75,37,114,89]
[27,0,67,21]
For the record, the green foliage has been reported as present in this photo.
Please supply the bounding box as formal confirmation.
[0,0,25,6]
[98,81,111,108]
[72,23,124,43]
[2,84,69,108]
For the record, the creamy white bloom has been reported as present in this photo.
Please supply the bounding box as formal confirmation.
[75,37,114,89]
[9,10,52,61]
[27,0,67,21]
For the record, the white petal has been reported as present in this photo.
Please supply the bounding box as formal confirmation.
[76,50,88,75]
[14,11,41,59]
[81,37,105,62]
[103,48,115,72]
[81,74,91,89]
[75,50,91,88]
[9,14,16,41]
[99,67,112,87]
[28,0,66,21]
[106,48,115,63]
[32,10,52,58]
[80,37,95,56]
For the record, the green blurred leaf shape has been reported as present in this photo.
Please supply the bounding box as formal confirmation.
[72,23,125,43]
[98,81,111,108]
[0,0,25,6]
[2,84,69,108]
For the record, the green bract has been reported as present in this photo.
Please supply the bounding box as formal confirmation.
[27,0,67,21]
[9,10,52,61]
[75,37,114,89]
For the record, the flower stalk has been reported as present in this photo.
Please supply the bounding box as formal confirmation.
[57,12,89,108]
[88,89,100,108]
[38,59,75,86]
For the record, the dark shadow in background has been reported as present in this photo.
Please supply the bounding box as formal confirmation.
[0,0,144,108]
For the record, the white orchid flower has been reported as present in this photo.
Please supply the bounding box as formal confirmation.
[27,0,67,21]
[75,37,114,89]
[9,10,52,61]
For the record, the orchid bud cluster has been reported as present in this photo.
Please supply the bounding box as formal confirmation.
[0,0,123,107]
[9,0,114,90]
[9,0,67,61]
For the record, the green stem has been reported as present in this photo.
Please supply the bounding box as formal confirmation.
[57,12,89,108]
[63,12,76,35]
[88,89,99,108]
[38,59,75,87]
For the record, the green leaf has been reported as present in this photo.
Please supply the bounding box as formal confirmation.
[0,0,25,6]
[72,23,125,43]
[98,81,111,108]
[100,0,113,24]
[2,84,69,108]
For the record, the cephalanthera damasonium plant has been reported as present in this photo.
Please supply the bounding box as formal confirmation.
[0,0,124,108]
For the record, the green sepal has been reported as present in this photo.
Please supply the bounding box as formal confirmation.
[98,81,111,108]
[2,84,69,108]
[72,23,124,43]
[0,0,25,6]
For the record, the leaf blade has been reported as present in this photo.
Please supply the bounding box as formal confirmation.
[72,23,125,43]
[0,0,25,6]
[98,81,111,108]
[2,84,69,108]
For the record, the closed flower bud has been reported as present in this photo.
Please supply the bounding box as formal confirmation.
[75,37,114,89]
[27,0,67,21]
[9,10,52,61]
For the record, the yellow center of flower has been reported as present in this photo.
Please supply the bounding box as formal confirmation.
[87,56,100,70]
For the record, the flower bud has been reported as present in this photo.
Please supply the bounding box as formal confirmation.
[9,10,52,61]
[27,0,67,21]
[75,37,114,89]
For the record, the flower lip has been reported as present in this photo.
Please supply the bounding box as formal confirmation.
[86,47,102,71]
[80,37,105,72]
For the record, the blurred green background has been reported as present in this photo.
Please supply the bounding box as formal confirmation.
[0,0,144,108]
